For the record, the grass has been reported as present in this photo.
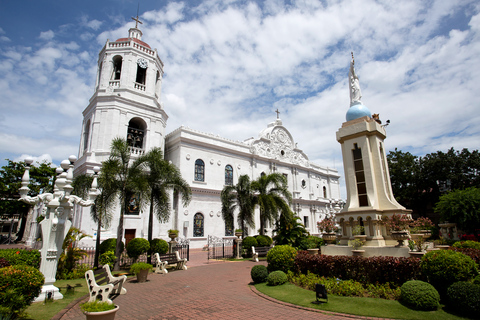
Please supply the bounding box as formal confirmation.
[255,282,470,320]
[22,279,89,320]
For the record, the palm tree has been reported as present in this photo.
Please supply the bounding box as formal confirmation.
[141,147,191,263]
[221,174,256,238]
[100,138,148,270]
[90,187,116,267]
[251,173,292,235]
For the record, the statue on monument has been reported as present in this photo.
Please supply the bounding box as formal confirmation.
[349,52,362,106]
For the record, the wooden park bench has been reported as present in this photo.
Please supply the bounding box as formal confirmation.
[85,264,127,304]
[252,246,273,262]
[154,252,187,274]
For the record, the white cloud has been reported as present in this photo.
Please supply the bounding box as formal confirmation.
[39,30,55,40]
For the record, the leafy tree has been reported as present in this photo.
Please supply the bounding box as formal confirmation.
[273,211,309,248]
[140,147,191,263]
[221,174,256,238]
[434,187,480,233]
[100,138,148,270]
[0,159,55,242]
[251,173,292,236]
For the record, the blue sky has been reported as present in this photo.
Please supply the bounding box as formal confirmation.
[0,0,479,197]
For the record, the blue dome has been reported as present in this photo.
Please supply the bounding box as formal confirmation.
[346,103,372,121]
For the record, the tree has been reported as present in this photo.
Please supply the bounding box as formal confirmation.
[251,173,292,235]
[273,210,309,247]
[141,147,191,263]
[100,138,148,270]
[434,187,480,234]
[221,174,256,238]
[0,160,55,242]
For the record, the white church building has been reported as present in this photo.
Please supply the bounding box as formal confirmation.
[71,24,342,249]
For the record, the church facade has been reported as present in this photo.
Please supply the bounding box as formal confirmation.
[72,25,342,248]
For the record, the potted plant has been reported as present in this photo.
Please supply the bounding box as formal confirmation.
[168,229,179,241]
[352,225,366,243]
[130,262,152,283]
[234,229,243,238]
[317,215,339,244]
[410,217,433,239]
[81,301,119,320]
[381,214,411,246]
[348,239,365,256]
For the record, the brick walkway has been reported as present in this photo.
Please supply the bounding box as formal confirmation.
[52,249,365,320]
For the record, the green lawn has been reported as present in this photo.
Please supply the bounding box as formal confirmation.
[255,282,470,320]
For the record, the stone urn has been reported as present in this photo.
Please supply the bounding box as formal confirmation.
[168,232,178,241]
[390,230,409,247]
[351,249,365,257]
[408,251,425,258]
[419,230,432,239]
[353,235,367,244]
[307,248,319,255]
[410,233,423,241]
[322,233,337,244]
[235,231,242,239]
[84,305,119,320]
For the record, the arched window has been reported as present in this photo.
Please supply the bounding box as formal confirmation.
[260,172,266,177]
[127,118,146,149]
[83,119,90,151]
[136,61,147,85]
[112,55,122,80]
[193,213,204,237]
[323,186,327,198]
[195,159,205,182]
[225,165,233,185]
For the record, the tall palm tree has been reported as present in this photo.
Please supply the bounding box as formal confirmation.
[100,138,148,270]
[141,147,191,263]
[221,174,256,238]
[251,173,292,235]
[90,187,116,267]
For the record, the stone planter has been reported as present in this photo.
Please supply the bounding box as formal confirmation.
[353,235,367,243]
[136,269,149,283]
[235,232,242,239]
[435,245,450,250]
[307,248,319,255]
[419,230,432,239]
[409,251,425,258]
[410,233,423,241]
[84,305,119,320]
[322,233,337,244]
[168,233,178,241]
[390,230,409,247]
[351,249,365,257]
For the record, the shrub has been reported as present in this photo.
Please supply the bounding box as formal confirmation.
[130,262,152,275]
[267,245,297,273]
[81,301,116,313]
[251,265,268,283]
[126,238,150,262]
[452,240,480,250]
[99,238,124,255]
[298,236,324,250]
[400,280,440,311]
[0,257,10,268]
[0,249,40,268]
[450,247,480,265]
[242,236,258,249]
[473,275,480,285]
[421,250,479,296]
[0,265,44,316]
[446,281,480,317]
[267,270,288,286]
[149,238,169,255]
[255,235,272,247]
[99,251,116,269]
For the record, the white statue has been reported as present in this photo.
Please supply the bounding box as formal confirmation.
[349,52,362,106]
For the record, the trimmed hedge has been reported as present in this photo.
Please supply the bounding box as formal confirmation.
[267,270,288,286]
[99,238,124,255]
[294,250,421,286]
[267,245,297,273]
[255,235,273,247]
[446,281,480,317]
[149,238,169,255]
[0,249,40,268]
[251,265,268,283]
[400,280,440,311]
[126,238,150,261]
[449,247,480,265]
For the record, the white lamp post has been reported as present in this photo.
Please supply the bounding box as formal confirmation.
[19,156,99,301]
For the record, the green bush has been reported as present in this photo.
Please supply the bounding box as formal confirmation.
[400,280,440,311]
[298,236,324,250]
[0,249,40,268]
[130,262,152,275]
[473,275,480,285]
[267,270,288,286]
[0,257,10,268]
[99,251,116,269]
[242,236,258,249]
[57,263,91,280]
[421,250,479,296]
[452,240,480,249]
[255,235,273,247]
[149,238,169,255]
[99,238,124,255]
[0,265,44,316]
[446,281,480,317]
[126,238,150,262]
[251,265,269,283]
[267,245,297,273]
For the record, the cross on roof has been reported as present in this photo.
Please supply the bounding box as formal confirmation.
[132,15,143,28]
[275,109,280,119]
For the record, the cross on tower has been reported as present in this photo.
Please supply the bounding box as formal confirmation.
[132,15,143,28]
[275,109,280,119]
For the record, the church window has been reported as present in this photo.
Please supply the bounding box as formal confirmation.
[303,216,309,228]
[193,213,204,237]
[83,119,90,151]
[353,144,368,207]
[127,118,146,149]
[135,60,147,85]
[112,56,122,80]
[260,172,266,177]
[323,186,327,198]
[225,165,233,185]
[194,159,205,182]
[301,179,306,188]
[126,194,140,215]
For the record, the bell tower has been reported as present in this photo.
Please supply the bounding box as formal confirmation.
[75,17,168,175]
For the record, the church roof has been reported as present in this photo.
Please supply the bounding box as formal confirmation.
[114,37,151,49]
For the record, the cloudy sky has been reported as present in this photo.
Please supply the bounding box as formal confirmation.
[0,0,479,197]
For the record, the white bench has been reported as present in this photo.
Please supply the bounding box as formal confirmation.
[154,252,187,274]
[252,246,273,262]
[85,265,127,304]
